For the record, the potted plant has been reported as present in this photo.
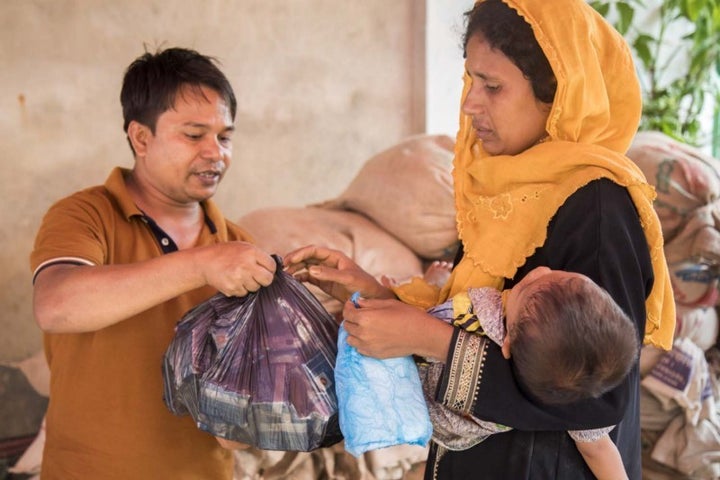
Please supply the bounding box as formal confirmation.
[590,0,720,155]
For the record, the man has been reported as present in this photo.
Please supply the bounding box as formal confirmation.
[30,47,276,479]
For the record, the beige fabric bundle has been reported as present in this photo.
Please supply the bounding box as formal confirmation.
[627,131,720,264]
[641,338,720,479]
[630,133,720,478]
[232,443,427,480]
[237,206,424,316]
[318,134,458,260]
[674,304,719,353]
[667,260,719,309]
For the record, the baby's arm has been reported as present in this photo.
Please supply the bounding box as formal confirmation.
[572,432,628,480]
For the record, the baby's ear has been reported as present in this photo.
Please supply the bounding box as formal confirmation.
[501,336,511,359]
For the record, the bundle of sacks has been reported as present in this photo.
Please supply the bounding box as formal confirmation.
[627,131,720,480]
[239,133,459,319]
[235,133,458,480]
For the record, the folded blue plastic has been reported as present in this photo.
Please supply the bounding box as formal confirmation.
[335,323,432,457]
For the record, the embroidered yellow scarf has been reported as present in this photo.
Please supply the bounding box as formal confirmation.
[395,0,675,349]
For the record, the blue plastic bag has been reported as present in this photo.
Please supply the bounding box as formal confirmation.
[335,322,432,457]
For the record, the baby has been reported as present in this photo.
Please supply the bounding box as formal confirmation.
[420,265,638,480]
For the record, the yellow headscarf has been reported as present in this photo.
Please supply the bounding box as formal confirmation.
[396,0,675,349]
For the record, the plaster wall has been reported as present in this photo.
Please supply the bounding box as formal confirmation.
[0,0,424,362]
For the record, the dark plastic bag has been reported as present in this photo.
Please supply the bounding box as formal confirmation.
[163,255,342,451]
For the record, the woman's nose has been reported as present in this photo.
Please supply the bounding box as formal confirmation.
[462,87,483,116]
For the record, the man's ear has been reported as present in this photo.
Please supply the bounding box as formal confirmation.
[501,336,511,359]
[127,121,150,157]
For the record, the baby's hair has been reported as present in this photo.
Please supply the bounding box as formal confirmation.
[508,276,639,405]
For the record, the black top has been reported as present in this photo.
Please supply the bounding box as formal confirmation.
[428,178,653,480]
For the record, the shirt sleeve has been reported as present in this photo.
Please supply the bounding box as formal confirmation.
[30,191,110,280]
[568,426,614,443]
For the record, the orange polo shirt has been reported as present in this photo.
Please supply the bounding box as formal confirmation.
[30,167,252,480]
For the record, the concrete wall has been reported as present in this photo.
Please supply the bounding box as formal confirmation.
[425,0,473,136]
[0,0,425,362]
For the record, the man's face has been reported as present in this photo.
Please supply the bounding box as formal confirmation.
[135,84,234,205]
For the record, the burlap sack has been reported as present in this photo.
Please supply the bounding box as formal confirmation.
[674,304,719,352]
[627,131,720,258]
[317,134,458,260]
[238,206,424,316]
[668,260,719,308]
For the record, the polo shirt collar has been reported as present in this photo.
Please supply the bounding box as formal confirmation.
[104,167,226,239]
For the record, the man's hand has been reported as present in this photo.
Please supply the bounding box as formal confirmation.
[198,242,276,297]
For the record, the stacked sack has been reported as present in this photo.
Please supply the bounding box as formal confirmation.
[627,131,720,480]
[317,133,459,262]
[238,133,459,319]
[235,133,458,480]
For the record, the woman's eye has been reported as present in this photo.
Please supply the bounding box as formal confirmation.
[186,133,202,140]
[485,84,500,92]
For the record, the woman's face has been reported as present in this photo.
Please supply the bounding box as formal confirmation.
[462,33,552,156]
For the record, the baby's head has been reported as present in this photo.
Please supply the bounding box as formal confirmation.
[503,267,639,405]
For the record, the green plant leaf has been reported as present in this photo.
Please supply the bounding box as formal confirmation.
[684,0,701,20]
[633,34,654,69]
[590,1,610,17]
[616,2,635,34]
[594,0,718,148]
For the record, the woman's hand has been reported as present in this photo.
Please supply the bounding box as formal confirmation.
[283,245,394,302]
[342,296,454,361]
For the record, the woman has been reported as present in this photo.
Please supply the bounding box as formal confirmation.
[285,1,675,478]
